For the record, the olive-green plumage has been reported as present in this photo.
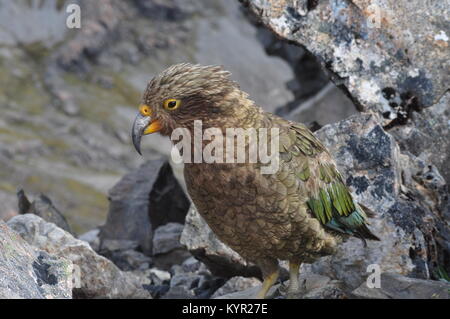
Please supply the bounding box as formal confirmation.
[133,63,379,298]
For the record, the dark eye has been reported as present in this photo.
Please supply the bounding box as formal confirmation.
[163,98,181,111]
[168,101,177,108]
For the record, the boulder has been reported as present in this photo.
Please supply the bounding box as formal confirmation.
[152,222,191,269]
[352,273,450,299]
[17,190,72,233]
[100,160,189,255]
[7,214,151,299]
[0,221,72,299]
[242,0,449,119]
[77,228,100,251]
[153,222,185,255]
[312,113,447,289]
[211,276,261,299]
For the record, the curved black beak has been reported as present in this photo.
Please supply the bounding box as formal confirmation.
[131,113,151,155]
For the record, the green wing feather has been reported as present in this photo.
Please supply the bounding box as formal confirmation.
[280,123,380,244]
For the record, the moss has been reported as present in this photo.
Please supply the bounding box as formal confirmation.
[40,137,70,151]
[0,182,16,193]
[61,72,134,126]
[20,41,51,64]
[0,52,50,115]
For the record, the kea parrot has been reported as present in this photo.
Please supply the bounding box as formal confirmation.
[132,63,379,298]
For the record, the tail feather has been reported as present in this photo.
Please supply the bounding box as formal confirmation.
[325,203,380,245]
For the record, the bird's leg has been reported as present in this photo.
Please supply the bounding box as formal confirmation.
[287,260,301,299]
[255,269,279,299]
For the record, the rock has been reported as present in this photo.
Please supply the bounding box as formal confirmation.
[389,94,450,185]
[17,189,31,214]
[149,162,191,229]
[103,249,153,272]
[100,159,164,255]
[7,214,151,299]
[147,268,171,286]
[215,284,279,299]
[170,273,202,290]
[181,257,202,273]
[310,113,448,290]
[299,273,346,299]
[144,284,170,299]
[152,248,192,271]
[153,222,184,255]
[352,273,450,299]
[96,238,153,271]
[100,160,189,255]
[214,272,346,299]
[78,228,100,251]
[180,205,262,279]
[17,190,72,234]
[0,221,72,299]
[243,0,449,120]
[161,286,195,299]
[101,239,139,252]
[211,276,261,298]
[284,84,357,127]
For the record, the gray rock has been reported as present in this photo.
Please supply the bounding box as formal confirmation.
[78,228,100,251]
[243,0,449,119]
[215,272,346,299]
[100,239,139,252]
[17,190,72,234]
[352,273,450,299]
[100,160,189,255]
[147,268,171,286]
[285,84,357,127]
[311,113,447,289]
[180,205,261,279]
[170,273,202,290]
[7,214,151,299]
[300,274,346,299]
[181,257,202,273]
[161,286,195,299]
[152,248,192,271]
[389,94,450,185]
[0,221,72,299]
[211,277,261,299]
[100,159,165,255]
[153,222,184,255]
[104,249,153,272]
[215,284,279,299]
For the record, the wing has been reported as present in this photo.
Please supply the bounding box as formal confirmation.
[278,122,379,244]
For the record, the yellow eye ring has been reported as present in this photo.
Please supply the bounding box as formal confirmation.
[139,104,152,116]
[163,98,181,111]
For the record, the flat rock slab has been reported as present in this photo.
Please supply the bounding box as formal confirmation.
[352,273,450,299]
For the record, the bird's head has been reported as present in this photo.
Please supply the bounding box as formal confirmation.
[132,63,242,155]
